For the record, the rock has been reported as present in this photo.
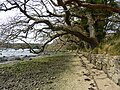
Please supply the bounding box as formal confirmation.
[90,83,96,87]
[117,78,120,86]
[1,56,8,61]
[92,66,97,69]
[41,82,44,84]
[47,80,53,84]
[81,71,84,73]
[15,56,21,60]
[84,78,91,81]
[49,87,54,89]
[88,87,95,90]
[0,57,3,61]
[50,76,56,80]
[32,81,38,86]
[29,58,32,60]
[102,63,107,74]
[36,88,40,90]
[104,84,109,86]
[7,56,15,61]
[83,73,90,76]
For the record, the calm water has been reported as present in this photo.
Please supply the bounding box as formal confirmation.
[0,48,37,57]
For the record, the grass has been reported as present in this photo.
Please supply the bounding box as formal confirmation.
[93,35,120,55]
[0,53,74,90]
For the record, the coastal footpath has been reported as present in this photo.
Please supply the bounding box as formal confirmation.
[85,53,120,86]
[0,53,120,90]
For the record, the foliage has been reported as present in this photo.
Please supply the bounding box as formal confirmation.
[0,53,72,74]
[0,0,119,53]
[93,33,120,55]
[0,53,74,89]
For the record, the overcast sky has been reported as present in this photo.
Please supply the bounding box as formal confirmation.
[0,0,120,23]
[0,0,120,43]
[0,10,18,24]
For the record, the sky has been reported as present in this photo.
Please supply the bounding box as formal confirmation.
[0,10,18,23]
[0,0,120,43]
[0,0,120,23]
[0,0,18,23]
[0,10,39,43]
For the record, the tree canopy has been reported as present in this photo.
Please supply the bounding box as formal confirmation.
[0,0,120,53]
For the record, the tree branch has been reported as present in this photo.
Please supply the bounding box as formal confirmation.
[41,32,68,52]
[54,25,98,48]
[64,0,120,13]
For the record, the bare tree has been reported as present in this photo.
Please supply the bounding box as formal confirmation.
[0,0,120,53]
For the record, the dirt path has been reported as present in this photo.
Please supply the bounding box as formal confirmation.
[53,56,120,90]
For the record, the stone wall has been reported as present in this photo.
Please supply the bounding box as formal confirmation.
[87,53,120,86]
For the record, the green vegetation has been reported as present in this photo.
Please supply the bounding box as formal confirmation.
[93,34,120,55]
[0,54,72,74]
[0,0,119,52]
[0,53,75,90]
